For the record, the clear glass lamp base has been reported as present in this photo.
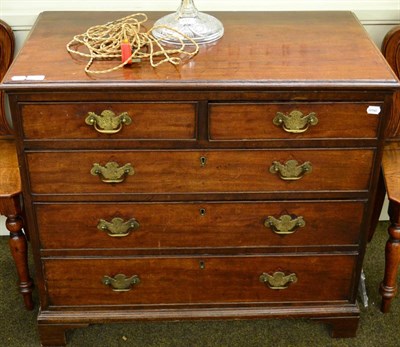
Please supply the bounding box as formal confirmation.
[152,1,224,45]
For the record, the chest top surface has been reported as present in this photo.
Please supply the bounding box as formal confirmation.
[2,11,399,91]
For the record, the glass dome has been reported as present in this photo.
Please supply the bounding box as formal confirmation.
[152,0,224,45]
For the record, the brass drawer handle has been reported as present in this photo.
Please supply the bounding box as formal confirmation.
[269,159,312,181]
[273,110,318,133]
[264,214,305,235]
[91,161,135,183]
[85,110,132,134]
[97,217,140,237]
[259,271,298,290]
[102,274,140,292]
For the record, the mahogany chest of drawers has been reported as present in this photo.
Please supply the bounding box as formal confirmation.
[2,11,399,346]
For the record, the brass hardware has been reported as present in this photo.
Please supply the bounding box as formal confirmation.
[91,162,134,183]
[264,214,305,235]
[200,156,207,167]
[102,274,140,292]
[97,217,140,237]
[85,110,132,134]
[269,159,312,181]
[273,110,318,133]
[259,271,298,290]
[199,208,206,216]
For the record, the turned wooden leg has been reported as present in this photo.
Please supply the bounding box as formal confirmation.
[380,201,400,313]
[21,204,30,241]
[7,214,34,310]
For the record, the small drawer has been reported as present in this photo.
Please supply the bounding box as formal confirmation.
[209,102,382,140]
[26,149,374,195]
[20,102,197,140]
[43,254,356,307]
[35,201,365,251]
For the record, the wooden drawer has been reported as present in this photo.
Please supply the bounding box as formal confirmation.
[35,201,365,251]
[26,149,374,194]
[20,102,197,140]
[209,102,382,140]
[43,254,356,307]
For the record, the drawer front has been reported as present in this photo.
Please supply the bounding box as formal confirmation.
[209,103,381,140]
[36,201,365,250]
[21,102,197,140]
[44,254,356,307]
[26,149,374,194]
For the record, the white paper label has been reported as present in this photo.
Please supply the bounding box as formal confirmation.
[11,75,26,81]
[26,75,45,81]
[367,106,381,115]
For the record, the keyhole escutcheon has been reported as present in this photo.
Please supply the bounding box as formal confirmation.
[200,156,207,167]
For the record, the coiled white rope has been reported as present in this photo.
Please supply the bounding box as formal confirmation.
[66,13,199,74]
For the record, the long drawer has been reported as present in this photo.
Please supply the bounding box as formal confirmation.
[43,254,356,307]
[20,102,197,140]
[26,149,374,194]
[209,102,382,140]
[35,201,365,251]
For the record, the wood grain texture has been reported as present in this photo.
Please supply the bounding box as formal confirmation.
[0,19,34,312]
[0,20,19,197]
[382,142,400,204]
[26,149,374,194]
[0,20,20,197]
[0,139,20,197]
[381,26,400,138]
[373,25,400,313]
[209,102,381,140]
[3,11,399,343]
[35,200,364,251]
[21,102,197,140]
[43,254,356,307]
[379,143,400,312]
[2,12,398,90]
[0,19,14,135]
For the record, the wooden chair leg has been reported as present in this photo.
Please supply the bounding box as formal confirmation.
[20,205,30,241]
[380,201,400,313]
[7,213,34,310]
